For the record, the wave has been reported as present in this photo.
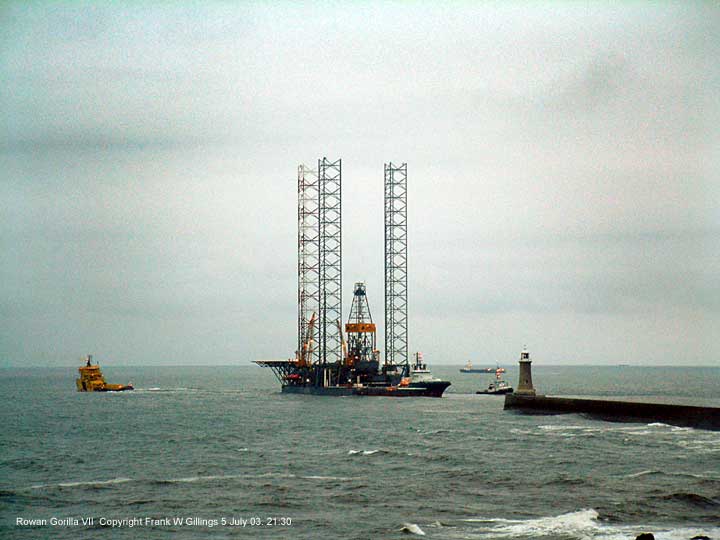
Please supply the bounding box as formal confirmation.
[538,424,589,431]
[533,422,717,445]
[625,469,659,479]
[347,449,386,456]
[152,472,358,485]
[30,477,132,489]
[418,429,452,435]
[676,437,720,454]
[542,476,587,487]
[153,474,245,484]
[658,492,719,508]
[152,472,302,484]
[646,423,695,432]
[400,522,425,535]
[464,508,601,534]
[25,471,363,491]
[624,470,720,481]
[539,423,693,433]
[462,509,720,539]
[301,475,355,482]
[346,448,419,458]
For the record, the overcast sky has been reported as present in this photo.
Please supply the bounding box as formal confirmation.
[1,2,718,367]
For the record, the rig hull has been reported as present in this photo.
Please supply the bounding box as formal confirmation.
[281,381,450,398]
[92,384,134,392]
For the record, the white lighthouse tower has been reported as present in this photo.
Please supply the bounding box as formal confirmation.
[515,347,536,396]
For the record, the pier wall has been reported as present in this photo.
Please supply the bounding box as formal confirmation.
[504,394,720,431]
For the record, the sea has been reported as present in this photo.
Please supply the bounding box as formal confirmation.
[1,365,719,540]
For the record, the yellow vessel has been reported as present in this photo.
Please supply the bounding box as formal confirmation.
[76,355,134,392]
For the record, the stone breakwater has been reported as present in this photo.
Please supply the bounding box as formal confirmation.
[504,394,720,431]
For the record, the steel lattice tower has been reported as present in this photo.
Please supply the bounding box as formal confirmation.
[384,162,408,367]
[346,282,377,365]
[297,164,320,357]
[318,157,342,365]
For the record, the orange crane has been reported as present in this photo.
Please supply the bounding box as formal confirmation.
[297,312,317,367]
[337,320,349,366]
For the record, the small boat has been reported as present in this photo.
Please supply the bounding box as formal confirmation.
[76,355,134,392]
[476,367,513,395]
[459,361,494,373]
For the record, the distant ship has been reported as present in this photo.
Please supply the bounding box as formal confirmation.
[460,361,495,373]
[76,355,134,392]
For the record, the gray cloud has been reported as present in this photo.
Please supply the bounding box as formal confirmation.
[1,2,718,366]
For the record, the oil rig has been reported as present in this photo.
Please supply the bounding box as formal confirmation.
[255,159,450,397]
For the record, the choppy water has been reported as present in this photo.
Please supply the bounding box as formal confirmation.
[1,365,719,539]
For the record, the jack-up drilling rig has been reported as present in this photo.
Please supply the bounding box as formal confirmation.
[255,159,450,397]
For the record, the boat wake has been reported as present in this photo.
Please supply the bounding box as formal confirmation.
[142,387,201,393]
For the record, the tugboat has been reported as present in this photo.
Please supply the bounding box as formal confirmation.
[256,282,451,397]
[459,361,494,373]
[76,355,134,392]
[398,352,452,396]
[476,367,513,395]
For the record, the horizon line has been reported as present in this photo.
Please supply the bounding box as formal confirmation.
[1,363,719,369]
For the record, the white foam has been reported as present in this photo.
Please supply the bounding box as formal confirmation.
[625,469,658,479]
[301,475,355,482]
[676,438,720,454]
[462,510,720,540]
[539,425,588,431]
[400,522,425,535]
[164,472,296,483]
[32,477,132,489]
[465,508,600,536]
[624,469,720,481]
[166,475,233,483]
[161,469,439,485]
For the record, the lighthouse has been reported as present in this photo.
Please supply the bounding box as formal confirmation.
[515,348,536,396]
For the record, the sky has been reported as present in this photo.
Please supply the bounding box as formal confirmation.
[1,2,718,367]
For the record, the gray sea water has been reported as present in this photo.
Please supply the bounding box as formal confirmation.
[1,365,719,539]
